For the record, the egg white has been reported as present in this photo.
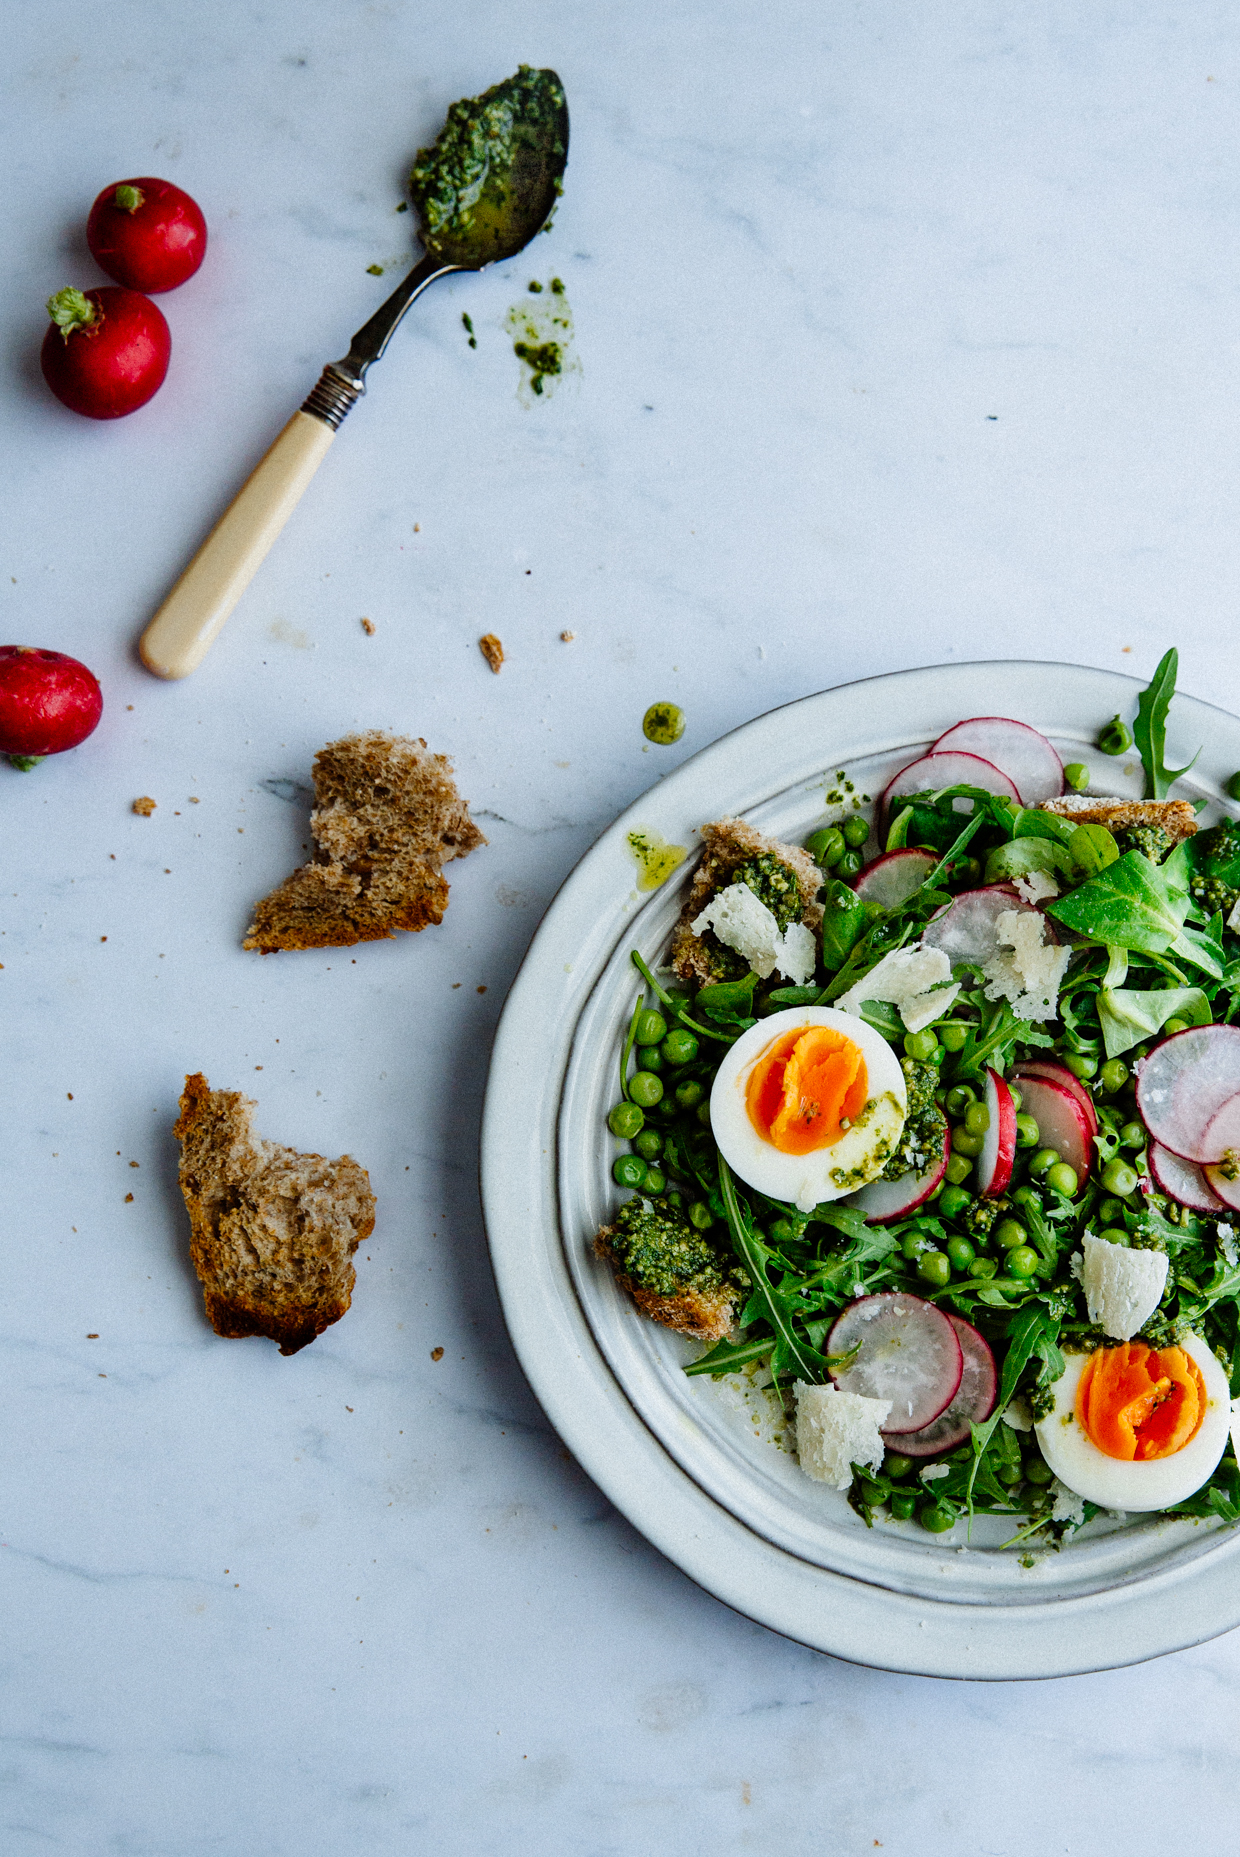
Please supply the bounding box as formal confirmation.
[1035,1332,1231,1513]
[709,1007,907,1214]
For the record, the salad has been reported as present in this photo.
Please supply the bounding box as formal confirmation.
[594,651,1240,1550]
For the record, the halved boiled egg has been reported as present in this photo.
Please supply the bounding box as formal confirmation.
[709,1007,907,1214]
[1035,1333,1231,1512]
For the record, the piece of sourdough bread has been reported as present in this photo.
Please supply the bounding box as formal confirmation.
[244,731,485,953]
[670,816,824,985]
[1038,795,1198,842]
[174,1073,376,1355]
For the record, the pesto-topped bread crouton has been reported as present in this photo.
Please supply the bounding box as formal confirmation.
[670,816,823,985]
[1039,794,1197,865]
[595,1196,742,1342]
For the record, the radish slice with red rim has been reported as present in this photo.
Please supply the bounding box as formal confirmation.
[881,751,1019,824]
[828,1292,963,1434]
[1015,1075,1093,1178]
[1135,1025,1240,1163]
[846,1128,950,1225]
[1149,1141,1228,1213]
[1011,1058,1098,1137]
[850,848,938,910]
[882,1314,997,1458]
[977,1068,1016,1198]
[1204,1160,1240,1213]
[921,884,1042,967]
[933,717,1064,806]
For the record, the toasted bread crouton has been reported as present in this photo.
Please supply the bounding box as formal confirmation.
[244,732,485,953]
[594,1228,737,1343]
[1039,795,1197,843]
[670,816,824,985]
[174,1073,376,1355]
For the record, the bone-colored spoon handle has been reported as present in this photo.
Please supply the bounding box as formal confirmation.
[138,410,335,680]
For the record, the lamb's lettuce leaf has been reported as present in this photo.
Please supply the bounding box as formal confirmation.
[984,837,1071,886]
[1097,984,1212,1058]
[1046,850,1186,952]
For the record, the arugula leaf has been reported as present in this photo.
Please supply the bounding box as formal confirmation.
[1046,851,1186,953]
[683,1335,775,1378]
[717,1156,819,1382]
[1133,647,1201,800]
[966,1308,1063,1509]
[1096,984,1212,1058]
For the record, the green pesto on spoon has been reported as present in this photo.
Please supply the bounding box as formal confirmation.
[140,66,568,679]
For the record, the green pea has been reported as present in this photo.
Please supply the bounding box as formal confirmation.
[1012,1184,1041,1211]
[902,1230,931,1260]
[608,1101,644,1139]
[945,1084,978,1117]
[665,1190,684,1212]
[890,1489,917,1522]
[1120,1121,1146,1150]
[768,1217,798,1246]
[856,1476,886,1506]
[969,1257,998,1280]
[806,825,845,868]
[996,1459,1024,1485]
[938,1184,972,1219]
[917,1249,951,1287]
[945,1152,973,1186]
[629,1071,664,1108]
[842,814,870,848]
[636,1044,665,1072]
[1062,762,1090,793]
[1101,1157,1139,1196]
[634,1008,667,1046]
[995,1218,1028,1251]
[634,1129,663,1161]
[837,848,864,879]
[1098,1059,1129,1094]
[964,1101,991,1137]
[660,1029,698,1067]
[675,1078,705,1110]
[1045,1162,1079,1197]
[1015,1113,1041,1149]
[1030,1147,1060,1179]
[1007,1085,1022,1113]
[1023,1457,1053,1486]
[688,1200,714,1230]
[904,1028,939,1061]
[926,1045,946,1068]
[1097,1197,1126,1223]
[1098,714,1133,755]
[696,1100,713,1127]
[1062,1052,1098,1081]
[1226,773,1240,804]
[946,1235,975,1270]
[951,1128,985,1157]
[642,701,685,745]
[1006,1245,1040,1279]
[655,1095,679,1120]
[643,1166,667,1195]
[920,1504,956,1534]
[613,1154,648,1188]
[1163,1017,1188,1037]
[1097,1226,1129,1247]
[884,1453,914,1479]
[938,1023,969,1053]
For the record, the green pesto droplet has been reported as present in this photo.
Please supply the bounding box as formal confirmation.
[627,829,688,891]
[642,702,686,746]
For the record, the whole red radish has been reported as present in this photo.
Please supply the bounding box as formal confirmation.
[0,647,102,770]
[41,287,170,419]
[87,177,207,293]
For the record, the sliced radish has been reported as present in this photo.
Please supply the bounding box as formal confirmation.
[933,717,1064,807]
[921,884,1042,967]
[1204,1162,1240,1213]
[828,1292,963,1435]
[851,848,938,910]
[882,1314,997,1458]
[977,1068,1016,1198]
[1149,1141,1228,1214]
[846,1128,950,1224]
[1135,1026,1240,1163]
[1011,1058,1098,1138]
[1016,1075,1093,1178]
[881,751,1019,824]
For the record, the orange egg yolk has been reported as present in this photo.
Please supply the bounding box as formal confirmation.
[1076,1341,1207,1461]
[745,1025,869,1156]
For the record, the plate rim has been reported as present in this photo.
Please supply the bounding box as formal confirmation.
[480,658,1240,1678]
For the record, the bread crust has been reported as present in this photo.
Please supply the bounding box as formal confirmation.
[174,1073,376,1355]
[670,816,824,984]
[244,731,484,953]
[1039,795,1198,843]
[594,1229,737,1342]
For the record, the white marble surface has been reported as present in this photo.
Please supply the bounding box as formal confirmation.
[6,2,1240,1849]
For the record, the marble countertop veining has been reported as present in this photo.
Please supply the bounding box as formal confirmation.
[5,2,1240,1851]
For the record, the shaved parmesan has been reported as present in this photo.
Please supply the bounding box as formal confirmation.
[794,1382,891,1489]
[691,883,816,985]
[1014,870,1060,904]
[982,908,1070,1022]
[835,945,961,1035]
[1050,1481,1086,1528]
[1078,1232,1168,1341]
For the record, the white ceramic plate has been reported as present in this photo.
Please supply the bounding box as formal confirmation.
[480,661,1240,1677]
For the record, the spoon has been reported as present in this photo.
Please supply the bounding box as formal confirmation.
[139,66,568,679]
